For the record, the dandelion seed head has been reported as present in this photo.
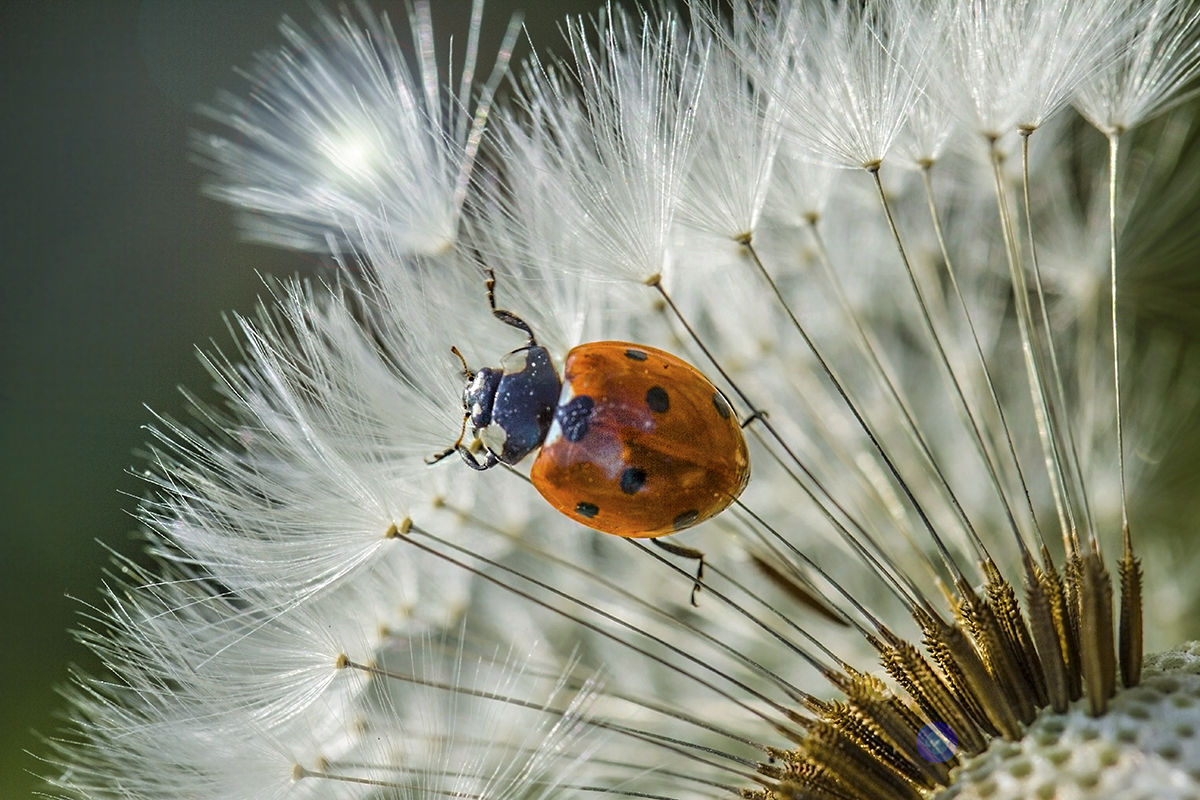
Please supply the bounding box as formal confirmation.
[194,2,506,257]
[765,146,839,223]
[677,4,785,241]
[936,0,1129,137]
[46,1,1200,800]
[500,6,702,285]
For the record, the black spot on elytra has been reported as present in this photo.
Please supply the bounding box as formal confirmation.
[620,467,647,494]
[712,392,731,420]
[673,509,699,530]
[646,386,670,413]
[558,395,595,442]
[624,348,648,361]
[575,501,599,519]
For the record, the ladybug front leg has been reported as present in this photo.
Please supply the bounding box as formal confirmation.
[485,267,538,345]
[457,446,499,471]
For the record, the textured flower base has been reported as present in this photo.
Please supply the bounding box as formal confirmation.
[932,643,1200,800]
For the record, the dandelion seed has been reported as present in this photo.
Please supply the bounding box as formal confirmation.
[678,3,785,242]
[503,6,703,287]
[194,0,518,256]
[45,2,1200,800]
[1076,0,1200,136]
[937,0,1131,138]
[753,0,928,169]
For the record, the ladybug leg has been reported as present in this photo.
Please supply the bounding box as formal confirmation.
[485,267,538,345]
[740,408,770,429]
[457,445,499,471]
[651,538,706,607]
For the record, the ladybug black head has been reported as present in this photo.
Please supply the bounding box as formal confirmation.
[465,344,563,468]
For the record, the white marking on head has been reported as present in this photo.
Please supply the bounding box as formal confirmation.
[480,424,507,455]
[499,348,530,374]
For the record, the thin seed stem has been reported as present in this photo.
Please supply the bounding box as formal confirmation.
[867,167,1012,566]
[652,278,950,605]
[1019,130,1096,547]
[434,497,805,742]
[628,539,836,694]
[988,138,1075,554]
[802,218,993,561]
[404,524,803,733]
[740,237,967,582]
[1107,130,1129,534]
[919,164,1048,554]
[740,422,942,622]
[343,659,763,777]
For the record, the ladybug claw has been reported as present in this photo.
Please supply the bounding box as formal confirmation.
[425,446,457,465]
[458,446,498,471]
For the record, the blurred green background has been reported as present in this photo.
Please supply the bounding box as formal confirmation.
[0,2,609,797]
[4,2,1200,799]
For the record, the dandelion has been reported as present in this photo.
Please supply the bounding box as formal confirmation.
[44,1,1200,800]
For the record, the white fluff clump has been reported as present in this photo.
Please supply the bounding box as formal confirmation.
[1076,0,1200,134]
[194,1,513,256]
[762,0,929,168]
[47,1,1200,800]
[500,7,703,285]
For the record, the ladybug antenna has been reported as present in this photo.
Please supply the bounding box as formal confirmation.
[450,345,473,380]
[427,347,472,466]
[485,267,538,346]
[426,412,470,466]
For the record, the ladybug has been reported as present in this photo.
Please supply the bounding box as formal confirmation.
[430,272,750,539]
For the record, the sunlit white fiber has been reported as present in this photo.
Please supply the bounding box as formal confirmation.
[1076,0,1200,134]
[759,0,928,168]
[194,1,513,256]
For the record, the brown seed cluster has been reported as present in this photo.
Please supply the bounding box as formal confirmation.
[742,534,1144,800]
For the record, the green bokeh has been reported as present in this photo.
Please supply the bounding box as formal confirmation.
[4,3,1200,800]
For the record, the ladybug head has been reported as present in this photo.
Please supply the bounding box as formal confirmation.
[463,344,563,468]
[429,271,562,471]
[462,366,501,433]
